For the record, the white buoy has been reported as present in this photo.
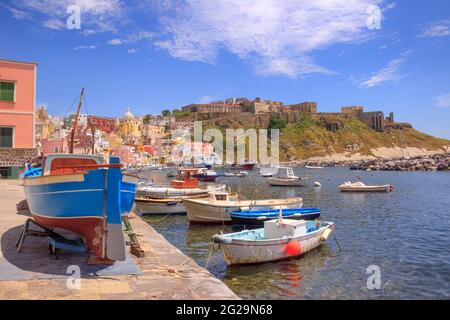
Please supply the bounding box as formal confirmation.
[314,181,321,187]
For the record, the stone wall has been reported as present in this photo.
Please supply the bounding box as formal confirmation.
[0,148,39,167]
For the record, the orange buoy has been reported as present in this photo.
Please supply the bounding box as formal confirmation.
[284,241,301,256]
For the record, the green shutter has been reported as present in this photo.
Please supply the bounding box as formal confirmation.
[0,128,13,147]
[0,82,15,102]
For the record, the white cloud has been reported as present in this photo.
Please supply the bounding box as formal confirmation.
[360,51,410,88]
[15,0,126,32]
[420,19,450,38]
[127,48,138,54]
[74,45,97,50]
[196,96,216,104]
[436,94,450,108]
[154,0,383,78]
[1,3,30,20]
[108,38,123,45]
[107,31,154,45]
[42,18,65,30]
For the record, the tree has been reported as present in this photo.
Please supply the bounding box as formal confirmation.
[161,109,171,117]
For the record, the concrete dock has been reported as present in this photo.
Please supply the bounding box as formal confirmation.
[0,180,239,300]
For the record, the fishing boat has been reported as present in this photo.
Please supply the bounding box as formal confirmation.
[231,161,257,171]
[192,168,222,182]
[230,207,321,225]
[184,191,303,224]
[267,167,308,186]
[136,168,224,199]
[21,89,139,262]
[135,197,185,215]
[22,154,139,262]
[212,217,334,266]
[339,181,394,193]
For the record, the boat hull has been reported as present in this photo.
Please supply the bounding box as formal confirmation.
[339,185,392,192]
[267,178,307,186]
[184,198,303,224]
[135,198,187,215]
[213,223,333,266]
[23,165,127,260]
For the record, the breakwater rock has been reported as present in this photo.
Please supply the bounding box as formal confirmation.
[284,153,450,171]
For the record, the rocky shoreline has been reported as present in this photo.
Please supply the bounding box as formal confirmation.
[286,153,450,171]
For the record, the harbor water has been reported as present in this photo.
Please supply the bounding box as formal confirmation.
[140,167,450,299]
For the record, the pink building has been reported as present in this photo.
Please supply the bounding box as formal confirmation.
[40,138,68,155]
[0,59,38,178]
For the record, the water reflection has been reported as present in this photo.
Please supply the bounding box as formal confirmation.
[141,167,450,299]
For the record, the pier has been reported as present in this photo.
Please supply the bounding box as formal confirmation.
[0,180,239,300]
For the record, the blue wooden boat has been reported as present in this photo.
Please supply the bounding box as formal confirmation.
[22,154,139,261]
[230,207,320,225]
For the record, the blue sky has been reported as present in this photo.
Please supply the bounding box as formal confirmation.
[1,0,449,138]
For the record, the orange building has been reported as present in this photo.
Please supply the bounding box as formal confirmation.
[0,59,38,178]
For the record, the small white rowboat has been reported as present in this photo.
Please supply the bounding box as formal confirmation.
[212,219,334,266]
[338,181,394,193]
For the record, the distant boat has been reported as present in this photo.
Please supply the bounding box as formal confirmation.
[230,207,320,226]
[232,161,257,171]
[135,196,200,215]
[267,167,308,186]
[305,165,324,169]
[192,168,222,182]
[339,181,394,193]
[212,218,334,266]
[236,170,248,177]
[184,191,303,224]
[223,171,234,177]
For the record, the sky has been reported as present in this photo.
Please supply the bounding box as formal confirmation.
[0,0,449,138]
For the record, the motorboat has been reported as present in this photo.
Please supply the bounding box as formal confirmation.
[212,217,334,266]
[232,161,257,171]
[236,170,248,177]
[339,181,394,193]
[192,168,222,182]
[267,167,308,186]
[136,168,225,199]
[184,191,303,224]
[230,207,320,226]
[22,154,139,261]
[223,171,234,177]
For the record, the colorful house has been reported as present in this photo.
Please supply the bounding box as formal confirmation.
[0,59,38,178]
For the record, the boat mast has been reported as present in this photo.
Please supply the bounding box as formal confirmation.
[69,88,85,154]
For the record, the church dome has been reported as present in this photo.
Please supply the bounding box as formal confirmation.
[124,107,134,119]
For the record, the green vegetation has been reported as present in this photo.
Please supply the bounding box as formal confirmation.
[161,109,171,117]
[279,114,450,160]
[172,109,191,118]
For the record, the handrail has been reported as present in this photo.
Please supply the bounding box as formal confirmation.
[56,164,123,169]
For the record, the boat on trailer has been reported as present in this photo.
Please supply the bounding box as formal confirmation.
[184,191,303,224]
[230,207,321,226]
[212,217,334,266]
[267,167,308,186]
[22,154,139,261]
[338,181,394,193]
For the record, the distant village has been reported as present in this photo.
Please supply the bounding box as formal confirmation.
[0,59,395,178]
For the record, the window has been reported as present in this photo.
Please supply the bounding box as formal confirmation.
[0,82,15,102]
[0,127,13,147]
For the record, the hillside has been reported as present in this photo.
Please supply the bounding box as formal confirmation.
[279,115,450,161]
